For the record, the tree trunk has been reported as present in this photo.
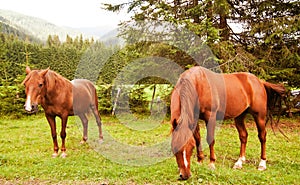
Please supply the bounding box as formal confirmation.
[193,0,200,23]
[219,12,229,41]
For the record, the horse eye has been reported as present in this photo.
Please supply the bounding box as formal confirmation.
[38,83,43,88]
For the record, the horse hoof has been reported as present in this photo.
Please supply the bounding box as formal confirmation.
[80,140,86,144]
[233,157,245,169]
[52,153,59,158]
[258,160,266,171]
[233,164,243,169]
[197,156,204,164]
[208,163,215,170]
[233,161,243,169]
[98,139,104,144]
[258,166,266,171]
[197,159,204,164]
[61,152,67,158]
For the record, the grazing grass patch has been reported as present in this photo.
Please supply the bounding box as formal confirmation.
[0,115,299,184]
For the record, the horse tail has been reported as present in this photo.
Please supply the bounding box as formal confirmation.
[262,81,288,139]
[263,81,286,116]
[93,86,99,111]
[171,77,199,154]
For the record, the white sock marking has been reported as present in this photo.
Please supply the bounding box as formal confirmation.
[234,156,246,169]
[240,156,246,162]
[258,159,267,170]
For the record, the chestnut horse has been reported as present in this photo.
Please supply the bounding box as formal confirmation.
[171,66,286,180]
[22,67,103,158]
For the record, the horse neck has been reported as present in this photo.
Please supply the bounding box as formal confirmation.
[43,71,72,97]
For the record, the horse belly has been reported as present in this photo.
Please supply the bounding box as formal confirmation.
[224,102,248,119]
[223,80,250,119]
[73,92,93,114]
[72,80,95,115]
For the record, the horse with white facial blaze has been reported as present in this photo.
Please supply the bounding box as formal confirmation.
[22,67,103,158]
[170,66,286,180]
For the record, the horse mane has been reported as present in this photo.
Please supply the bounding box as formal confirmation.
[44,70,71,92]
[171,76,200,154]
[22,70,37,85]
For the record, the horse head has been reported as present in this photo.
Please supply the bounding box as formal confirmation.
[22,66,49,113]
[171,118,195,180]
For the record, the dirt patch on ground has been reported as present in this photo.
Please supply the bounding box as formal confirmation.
[0,179,110,185]
[275,119,300,129]
[217,117,300,131]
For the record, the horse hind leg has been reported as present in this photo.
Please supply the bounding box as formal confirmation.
[253,113,267,171]
[79,114,88,144]
[90,104,103,142]
[233,112,248,169]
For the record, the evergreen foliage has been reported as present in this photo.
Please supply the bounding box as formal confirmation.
[0,1,299,116]
[103,0,299,86]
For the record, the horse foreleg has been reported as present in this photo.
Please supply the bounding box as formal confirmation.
[254,114,267,171]
[60,115,68,158]
[193,124,204,163]
[46,114,59,158]
[205,117,216,170]
[233,113,248,169]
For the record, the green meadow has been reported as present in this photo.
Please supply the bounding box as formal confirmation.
[0,115,299,184]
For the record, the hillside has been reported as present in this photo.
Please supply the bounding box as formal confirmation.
[0,9,96,42]
[0,16,41,42]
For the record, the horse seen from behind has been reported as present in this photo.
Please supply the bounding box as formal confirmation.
[22,66,103,158]
[170,66,286,180]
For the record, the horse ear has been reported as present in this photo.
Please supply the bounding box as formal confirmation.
[25,66,31,74]
[40,67,50,77]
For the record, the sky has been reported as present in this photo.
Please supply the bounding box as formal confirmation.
[1,0,129,28]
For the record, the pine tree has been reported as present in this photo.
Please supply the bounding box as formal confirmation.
[103,0,300,86]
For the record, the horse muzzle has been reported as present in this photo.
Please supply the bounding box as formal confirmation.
[179,173,191,180]
[24,103,39,114]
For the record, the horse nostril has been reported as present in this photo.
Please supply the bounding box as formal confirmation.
[179,173,189,180]
[179,174,185,180]
[32,104,38,111]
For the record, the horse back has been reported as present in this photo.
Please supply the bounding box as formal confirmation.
[191,68,266,119]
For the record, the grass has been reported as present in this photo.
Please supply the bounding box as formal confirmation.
[0,114,299,184]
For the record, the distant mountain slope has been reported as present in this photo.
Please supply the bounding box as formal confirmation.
[0,15,41,42]
[0,9,92,42]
